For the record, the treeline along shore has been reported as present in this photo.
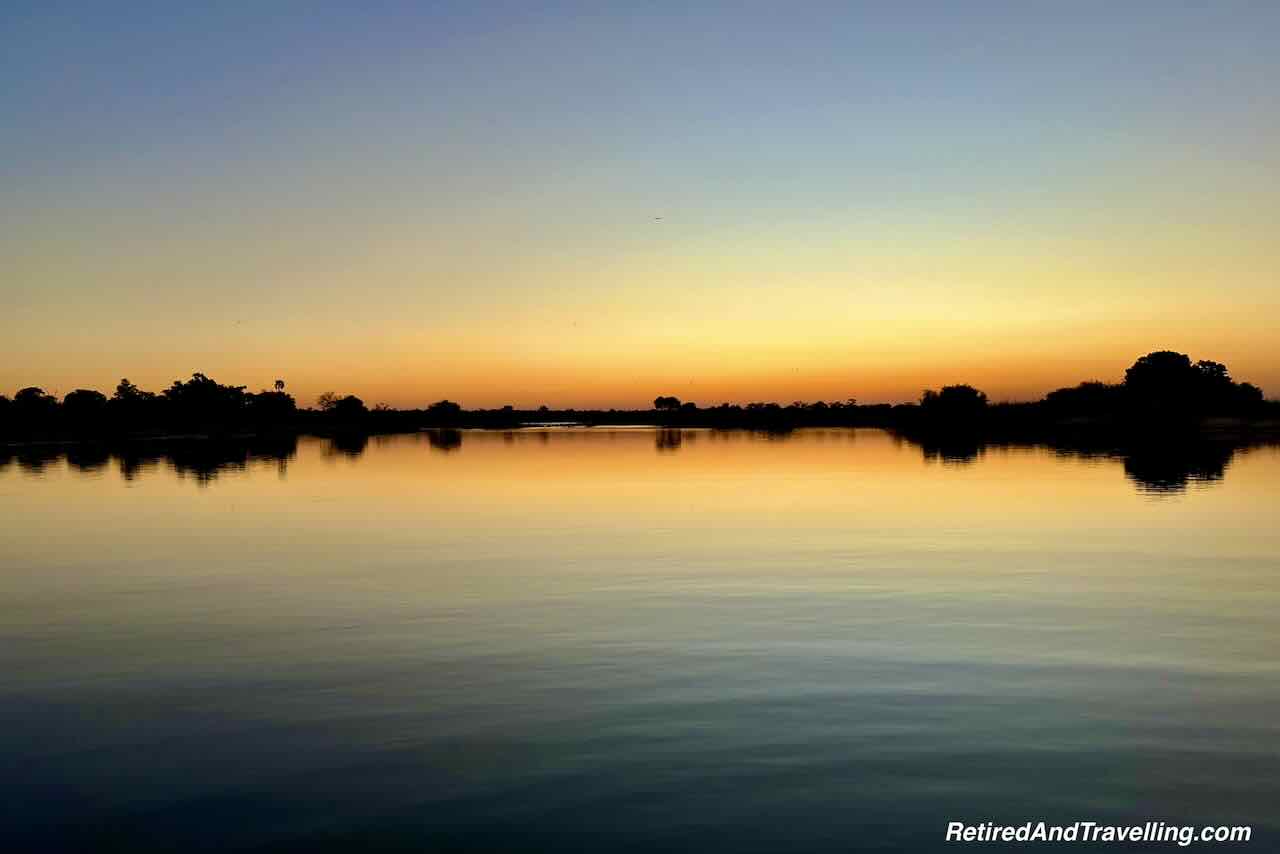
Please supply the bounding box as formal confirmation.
[3,351,1278,446]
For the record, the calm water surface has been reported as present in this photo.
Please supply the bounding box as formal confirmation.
[2,429,1278,851]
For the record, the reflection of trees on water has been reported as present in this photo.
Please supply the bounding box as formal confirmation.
[905,434,1253,495]
[161,437,296,483]
[2,430,1270,496]
[425,429,463,452]
[1121,443,1235,494]
[65,444,111,473]
[917,437,985,466]
[325,432,368,458]
[647,427,1261,496]
[114,448,163,481]
[14,447,58,474]
[655,429,683,452]
[2,436,299,485]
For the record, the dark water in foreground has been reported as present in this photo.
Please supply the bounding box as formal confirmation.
[2,429,1277,852]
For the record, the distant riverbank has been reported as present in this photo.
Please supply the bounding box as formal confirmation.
[4,350,1276,446]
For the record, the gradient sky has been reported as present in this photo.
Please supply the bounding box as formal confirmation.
[4,1,1278,408]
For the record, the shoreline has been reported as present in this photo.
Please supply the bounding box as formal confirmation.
[6,416,1280,450]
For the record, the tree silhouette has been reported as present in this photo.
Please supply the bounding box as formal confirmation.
[63,389,108,427]
[113,379,147,401]
[162,373,248,424]
[1124,350,1195,412]
[330,395,367,418]
[426,400,462,416]
[15,386,56,406]
[1123,351,1262,415]
[919,385,988,419]
[251,388,296,420]
[109,378,158,427]
[1194,360,1229,384]
[13,387,59,423]
[424,400,463,426]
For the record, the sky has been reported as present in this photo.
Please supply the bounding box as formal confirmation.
[3,1,1278,408]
